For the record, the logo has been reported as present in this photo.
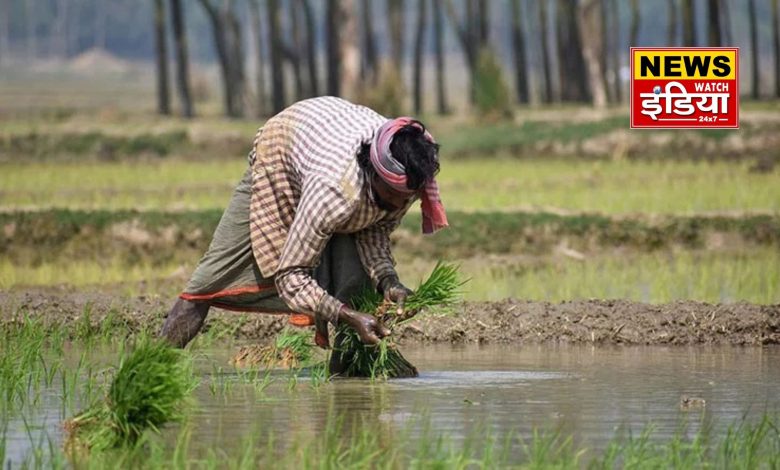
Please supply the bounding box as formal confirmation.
[630,47,739,129]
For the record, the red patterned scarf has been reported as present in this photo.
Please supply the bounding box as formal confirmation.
[369,117,449,234]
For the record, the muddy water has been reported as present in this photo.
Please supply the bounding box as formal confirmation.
[4,344,780,464]
[190,344,779,453]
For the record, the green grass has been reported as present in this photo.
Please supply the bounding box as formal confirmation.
[64,337,197,451]
[10,411,780,468]
[2,247,777,305]
[414,247,780,304]
[436,158,780,215]
[1,158,778,214]
[0,257,186,291]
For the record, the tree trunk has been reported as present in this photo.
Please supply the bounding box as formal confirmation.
[681,0,695,47]
[667,0,677,46]
[94,0,107,49]
[268,0,286,112]
[707,0,722,47]
[773,0,780,98]
[444,0,478,102]
[200,0,246,118]
[721,0,732,45]
[0,0,9,66]
[510,0,529,104]
[609,0,621,102]
[340,0,360,101]
[53,0,69,58]
[361,0,379,83]
[225,4,246,117]
[248,0,267,117]
[629,0,639,46]
[388,0,404,72]
[578,0,607,108]
[25,0,37,60]
[748,0,759,99]
[300,0,319,96]
[539,0,553,103]
[154,0,171,115]
[289,1,306,100]
[413,0,427,114]
[170,0,194,118]
[326,0,340,96]
[600,0,613,103]
[556,0,590,102]
[432,0,449,114]
[477,0,489,48]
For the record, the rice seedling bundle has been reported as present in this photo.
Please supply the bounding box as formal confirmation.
[336,262,464,379]
[64,338,197,452]
[231,328,315,368]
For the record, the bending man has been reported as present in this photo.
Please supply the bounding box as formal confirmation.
[160,96,447,357]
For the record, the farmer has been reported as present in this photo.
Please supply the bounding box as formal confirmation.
[160,96,447,356]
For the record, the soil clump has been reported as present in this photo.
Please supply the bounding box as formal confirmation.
[1,291,776,346]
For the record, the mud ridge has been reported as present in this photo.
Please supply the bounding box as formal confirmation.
[1,291,777,346]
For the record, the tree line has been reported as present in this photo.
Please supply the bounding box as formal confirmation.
[1,0,779,118]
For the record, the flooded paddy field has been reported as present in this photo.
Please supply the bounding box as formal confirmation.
[2,93,779,466]
[3,337,780,467]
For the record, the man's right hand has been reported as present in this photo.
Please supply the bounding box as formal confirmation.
[338,306,391,345]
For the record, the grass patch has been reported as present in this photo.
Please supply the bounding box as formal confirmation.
[432,247,780,304]
[64,337,197,452]
[1,209,778,272]
[1,158,778,214]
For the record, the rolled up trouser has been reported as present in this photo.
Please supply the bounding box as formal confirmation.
[161,168,372,347]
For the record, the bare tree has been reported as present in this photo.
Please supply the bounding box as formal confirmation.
[361,0,379,83]
[721,0,732,45]
[600,0,611,102]
[539,0,553,103]
[477,0,489,48]
[667,0,677,46]
[578,0,607,108]
[681,0,695,46]
[707,0,721,46]
[288,1,306,100]
[268,0,286,112]
[94,0,107,49]
[53,0,70,58]
[388,0,404,72]
[748,0,759,99]
[200,0,246,117]
[510,0,530,104]
[413,0,427,113]
[300,0,319,96]
[0,0,10,66]
[248,0,267,117]
[326,0,341,96]
[154,0,171,115]
[170,0,194,117]
[773,0,780,97]
[556,0,589,102]
[609,0,621,102]
[340,0,360,100]
[629,0,639,46]
[24,0,37,59]
[432,0,449,114]
[444,0,481,102]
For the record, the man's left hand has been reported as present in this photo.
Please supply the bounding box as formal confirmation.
[380,276,414,316]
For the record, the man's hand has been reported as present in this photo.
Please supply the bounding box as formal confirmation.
[339,306,391,345]
[379,275,414,316]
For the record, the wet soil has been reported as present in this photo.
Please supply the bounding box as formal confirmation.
[1,290,777,346]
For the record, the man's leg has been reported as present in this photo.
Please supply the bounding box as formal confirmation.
[160,298,211,348]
